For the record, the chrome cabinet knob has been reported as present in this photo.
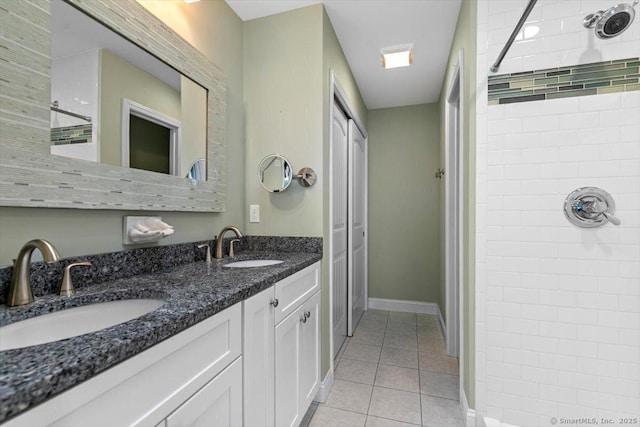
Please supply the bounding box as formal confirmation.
[270,298,279,308]
[304,310,311,319]
[564,187,621,228]
[300,314,308,323]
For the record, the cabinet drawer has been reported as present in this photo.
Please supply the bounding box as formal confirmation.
[274,262,320,324]
[166,357,243,427]
[9,304,243,427]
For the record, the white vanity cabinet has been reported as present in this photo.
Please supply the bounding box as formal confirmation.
[243,286,276,427]
[6,262,321,427]
[297,291,321,413]
[275,291,321,427]
[6,303,243,427]
[162,357,243,427]
[244,262,321,427]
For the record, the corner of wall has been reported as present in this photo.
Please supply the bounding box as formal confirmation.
[438,0,478,410]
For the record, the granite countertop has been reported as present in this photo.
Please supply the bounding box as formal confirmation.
[0,251,322,423]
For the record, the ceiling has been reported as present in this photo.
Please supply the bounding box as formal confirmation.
[225,0,463,110]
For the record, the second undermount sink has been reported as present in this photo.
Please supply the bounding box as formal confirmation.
[0,299,165,351]
[224,260,283,268]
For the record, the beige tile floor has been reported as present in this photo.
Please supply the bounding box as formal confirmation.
[304,310,465,427]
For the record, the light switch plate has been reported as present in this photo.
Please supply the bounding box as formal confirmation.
[249,205,260,223]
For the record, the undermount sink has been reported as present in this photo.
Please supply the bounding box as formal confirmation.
[0,299,165,351]
[224,260,283,268]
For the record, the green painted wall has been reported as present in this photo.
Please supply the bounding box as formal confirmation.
[367,104,440,303]
[242,4,368,380]
[0,0,245,266]
[243,5,324,238]
[438,0,477,408]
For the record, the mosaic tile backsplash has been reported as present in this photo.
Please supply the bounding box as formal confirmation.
[488,57,639,105]
[51,124,92,145]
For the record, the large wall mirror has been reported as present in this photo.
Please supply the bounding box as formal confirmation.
[0,0,226,211]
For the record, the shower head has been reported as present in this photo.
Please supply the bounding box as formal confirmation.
[583,1,638,39]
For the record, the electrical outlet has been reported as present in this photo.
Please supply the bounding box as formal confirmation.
[249,204,260,223]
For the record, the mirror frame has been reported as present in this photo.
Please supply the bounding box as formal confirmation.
[0,0,226,212]
[257,154,293,193]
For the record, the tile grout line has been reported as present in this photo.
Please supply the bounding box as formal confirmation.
[311,310,462,426]
[364,313,387,420]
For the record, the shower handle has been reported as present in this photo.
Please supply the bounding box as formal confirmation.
[565,187,621,228]
[581,200,621,225]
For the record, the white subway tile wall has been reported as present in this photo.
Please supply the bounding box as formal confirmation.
[476,1,640,426]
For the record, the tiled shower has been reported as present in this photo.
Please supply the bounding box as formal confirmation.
[475,0,640,426]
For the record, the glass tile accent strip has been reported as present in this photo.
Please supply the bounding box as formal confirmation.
[488,57,640,105]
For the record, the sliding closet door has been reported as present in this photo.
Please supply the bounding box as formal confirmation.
[348,120,366,335]
[332,104,349,358]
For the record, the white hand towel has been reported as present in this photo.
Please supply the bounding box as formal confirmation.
[128,228,165,243]
[133,223,152,234]
[145,218,174,230]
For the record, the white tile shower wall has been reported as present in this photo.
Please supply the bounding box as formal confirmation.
[476,1,640,426]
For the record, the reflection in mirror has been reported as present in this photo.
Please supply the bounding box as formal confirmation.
[258,154,293,193]
[188,159,206,181]
[49,0,207,181]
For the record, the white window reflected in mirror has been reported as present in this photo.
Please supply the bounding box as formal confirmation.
[122,99,181,176]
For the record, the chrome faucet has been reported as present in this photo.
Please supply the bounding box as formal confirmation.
[7,239,61,307]
[214,226,243,259]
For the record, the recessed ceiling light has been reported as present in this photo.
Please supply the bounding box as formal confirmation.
[184,0,200,3]
[381,44,413,69]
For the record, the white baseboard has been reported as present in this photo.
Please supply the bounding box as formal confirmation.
[314,368,333,403]
[368,298,441,315]
[368,298,447,338]
[461,389,476,427]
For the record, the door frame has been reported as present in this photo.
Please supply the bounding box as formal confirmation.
[328,69,368,371]
[329,102,348,362]
[444,50,464,397]
[121,98,181,175]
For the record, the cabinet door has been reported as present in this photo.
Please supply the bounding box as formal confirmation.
[243,287,275,427]
[275,306,303,427]
[165,357,242,427]
[299,291,321,412]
